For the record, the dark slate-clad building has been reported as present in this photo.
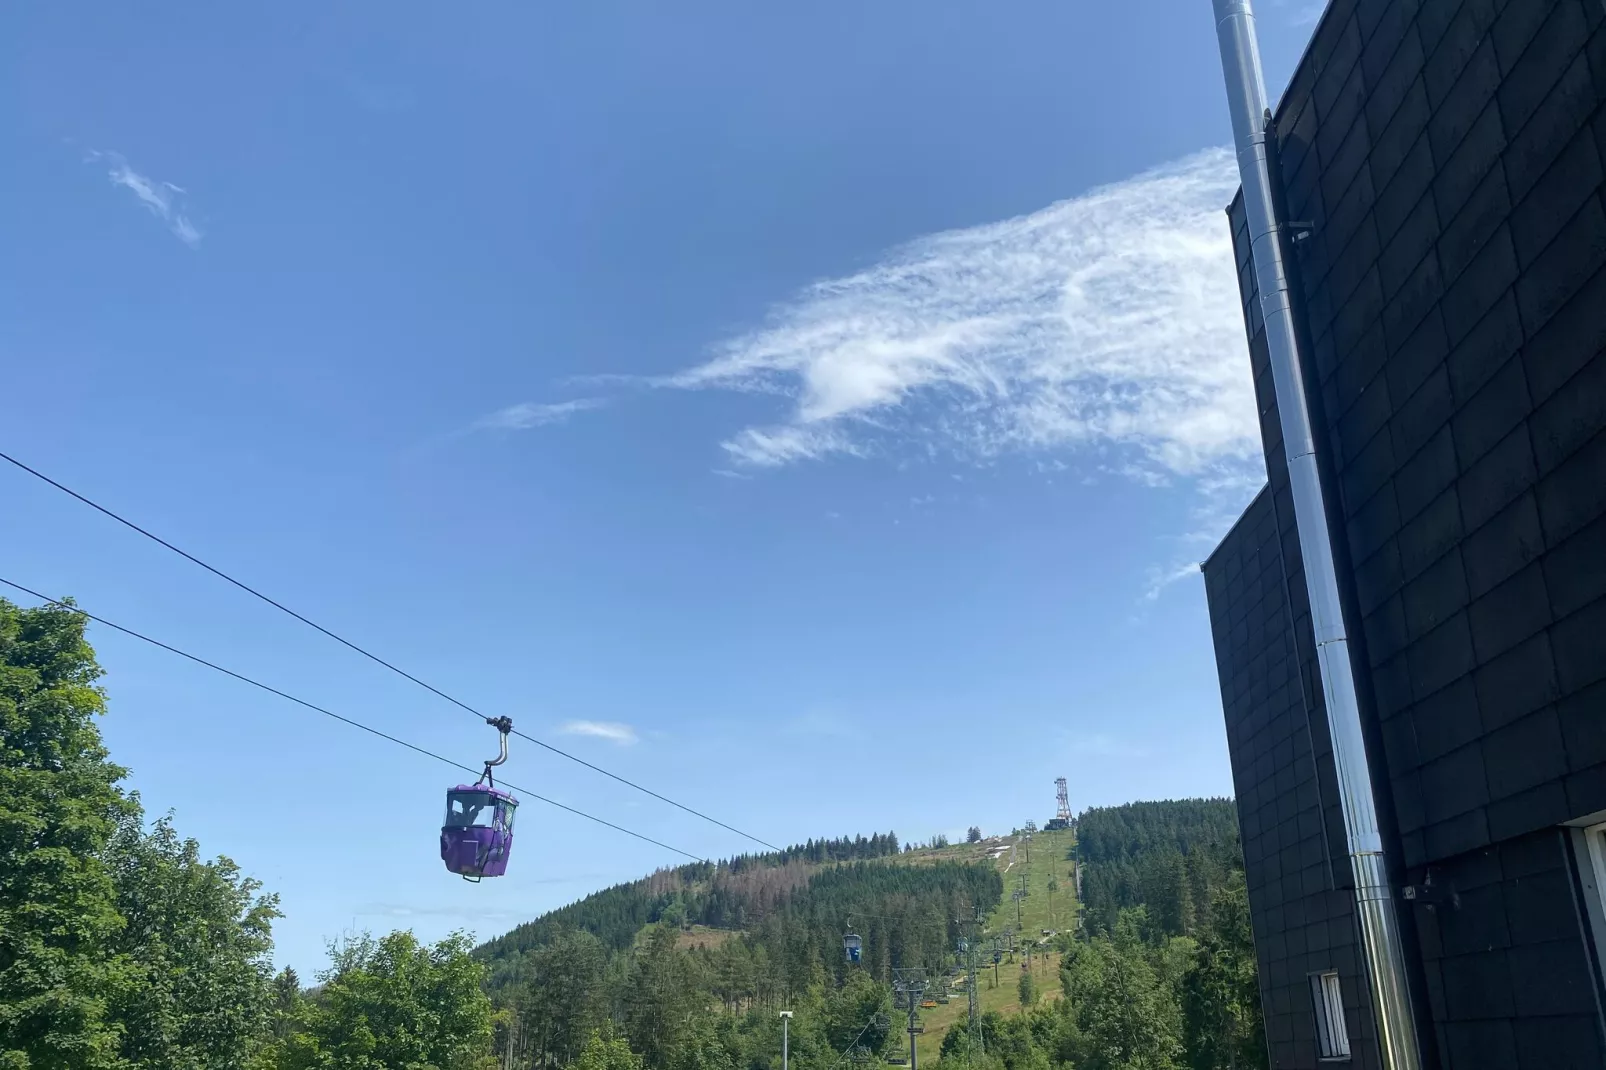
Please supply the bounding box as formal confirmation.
[1201,0,1606,1067]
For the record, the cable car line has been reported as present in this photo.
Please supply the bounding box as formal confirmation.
[824,1010,890,1070]
[0,450,782,853]
[0,577,704,862]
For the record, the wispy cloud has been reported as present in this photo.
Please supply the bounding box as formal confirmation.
[1139,464,1265,604]
[471,398,606,432]
[87,151,203,248]
[662,148,1258,487]
[722,424,863,467]
[558,720,639,746]
[1143,561,1201,603]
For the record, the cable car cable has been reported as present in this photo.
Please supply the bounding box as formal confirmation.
[0,577,704,862]
[0,450,781,852]
[824,1011,890,1070]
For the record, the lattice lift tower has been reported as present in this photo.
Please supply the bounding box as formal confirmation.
[1055,777,1071,824]
[962,920,983,1066]
[892,969,927,1070]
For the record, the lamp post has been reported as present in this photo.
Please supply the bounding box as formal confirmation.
[780,1010,793,1070]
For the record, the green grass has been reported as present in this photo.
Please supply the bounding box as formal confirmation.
[899,828,1078,1066]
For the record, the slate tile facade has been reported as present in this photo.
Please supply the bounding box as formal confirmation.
[1202,0,1606,1066]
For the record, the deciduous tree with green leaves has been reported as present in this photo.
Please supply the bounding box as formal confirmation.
[106,811,281,1069]
[270,930,495,1070]
[821,971,892,1058]
[573,1030,642,1070]
[1061,910,1183,1070]
[0,599,133,1070]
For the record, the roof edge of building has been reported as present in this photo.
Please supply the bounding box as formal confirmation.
[1200,481,1271,574]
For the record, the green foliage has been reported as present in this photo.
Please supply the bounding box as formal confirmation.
[1181,874,1265,1070]
[270,930,495,1070]
[482,835,903,964]
[574,1031,642,1070]
[664,1016,738,1070]
[1060,913,1183,1070]
[1076,800,1240,940]
[483,858,1000,1010]
[821,972,892,1057]
[1017,971,1036,1008]
[624,927,699,1070]
[107,811,281,1069]
[513,929,608,1068]
[937,1008,1062,1070]
[268,969,303,1043]
[0,599,132,1069]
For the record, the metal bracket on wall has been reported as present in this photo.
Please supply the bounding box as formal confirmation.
[1401,871,1459,910]
[1287,220,1314,244]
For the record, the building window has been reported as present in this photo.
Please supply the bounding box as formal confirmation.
[1581,824,1606,907]
[1309,971,1350,1060]
[1576,821,1606,982]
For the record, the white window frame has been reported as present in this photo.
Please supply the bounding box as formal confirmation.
[1309,970,1351,1061]
[1573,821,1606,984]
[1583,824,1606,903]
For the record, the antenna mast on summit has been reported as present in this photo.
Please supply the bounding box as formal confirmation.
[1054,778,1071,823]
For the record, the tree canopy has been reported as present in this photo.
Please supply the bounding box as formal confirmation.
[0,599,131,1069]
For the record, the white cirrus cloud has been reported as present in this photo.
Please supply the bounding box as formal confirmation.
[87,150,203,248]
[471,398,606,432]
[722,424,863,467]
[1143,561,1202,603]
[558,720,639,746]
[663,148,1258,486]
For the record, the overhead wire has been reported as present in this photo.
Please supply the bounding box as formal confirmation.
[0,577,704,863]
[0,449,782,852]
[825,1009,896,1070]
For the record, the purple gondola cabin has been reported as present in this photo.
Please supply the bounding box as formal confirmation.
[441,783,518,879]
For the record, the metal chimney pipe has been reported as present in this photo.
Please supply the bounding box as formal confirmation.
[1210,2,1424,1068]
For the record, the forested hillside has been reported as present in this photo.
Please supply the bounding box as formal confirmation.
[1053,798,1266,1070]
[2,595,1269,1070]
[481,849,1003,1070]
[479,832,906,958]
[478,843,1003,1004]
[1074,798,1243,938]
[915,800,1265,1070]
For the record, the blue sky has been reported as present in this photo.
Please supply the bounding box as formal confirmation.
[3,2,1324,973]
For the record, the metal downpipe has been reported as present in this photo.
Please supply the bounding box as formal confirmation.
[1209,1,1424,1067]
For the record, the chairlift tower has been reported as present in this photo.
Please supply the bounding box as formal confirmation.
[892,969,928,1070]
[958,914,984,1067]
[1054,778,1071,824]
